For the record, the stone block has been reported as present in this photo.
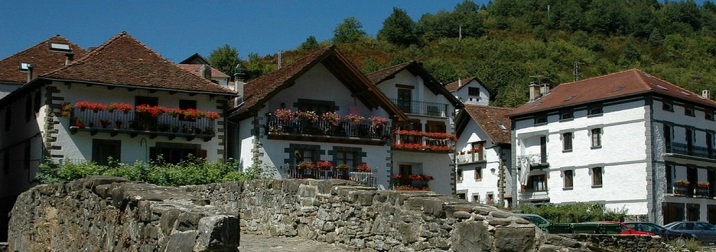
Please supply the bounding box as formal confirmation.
[194,215,239,251]
[494,226,537,252]
[451,221,492,252]
[164,230,198,252]
[160,209,182,236]
[174,212,204,232]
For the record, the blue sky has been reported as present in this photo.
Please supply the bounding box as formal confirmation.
[0,1,484,63]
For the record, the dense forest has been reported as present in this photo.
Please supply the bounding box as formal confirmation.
[212,0,716,107]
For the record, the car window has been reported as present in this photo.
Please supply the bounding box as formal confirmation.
[684,223,694,230]
[671,223,684,230]
[625,223,638,230]
[695,223,711,230]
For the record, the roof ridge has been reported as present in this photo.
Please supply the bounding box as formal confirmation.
[560,68,640,86]
[465,104,513,110]
[1,34,75,61]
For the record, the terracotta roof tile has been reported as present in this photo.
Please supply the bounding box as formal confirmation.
[366,62,411,84]
[41,32,235,95]
[444,77,479,92]
[0,35,86,85]
[462,104,513,144]
[508,69,716,117]
[177,64,230,78]
[228,46,407,121]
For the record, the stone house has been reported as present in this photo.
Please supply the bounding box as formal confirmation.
[0,32,235,240]
[454,104,513,207]
[226,46,408,190]
[508,69,716,224]
[366,61,463,195]
[444,76,491,106]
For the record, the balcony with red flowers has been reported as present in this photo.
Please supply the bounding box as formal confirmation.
[63,101,220,141]
[392,130,455,153]
[265,109,391,145]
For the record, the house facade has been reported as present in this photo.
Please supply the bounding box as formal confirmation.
[0,32,235,241]
[444,77,491,106]
[454,104,513,207]
[367,62,463,195]
[227,46,407,190]
[509,69,716,225]
[178,53,232,90]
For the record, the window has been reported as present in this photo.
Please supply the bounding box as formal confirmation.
[534,115,547,125]
[560,110,573,121]
[179,99,197,121]
[707,111,714,121]
[663,100,674,111]
[592,167,603,187]
[150,142,204,164]
[49,43,71,51]
[685,107,695,117]
[564,170,574,189]
[540,136,547,164]
[471,141,485,162]
[135,96,158,129]
[562,132,573,152]
[708,133,714,158]
[25,96,32,122]
[397,88,412,113]
[666,164,673,194]
[294,148,316,165]
[468,87,479,96]
[528,175,547,191]
[457,169,463,182]
[664,124,672,152]
[296,98,336,116]
[474,167,482,181]
[686,128,693,155]
[92,139,121,166]
[472,194,480,203]
[591,128,602,148]
[334,150,356,171]
[486,193,494,204]
[426,121,446,133]
[588,105,603,116]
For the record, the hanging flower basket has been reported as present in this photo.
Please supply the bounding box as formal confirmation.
[317,161,333,171]
[356,163,371,172]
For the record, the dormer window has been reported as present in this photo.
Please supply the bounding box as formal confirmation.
[19,62,31,71]
[50,43,71,52]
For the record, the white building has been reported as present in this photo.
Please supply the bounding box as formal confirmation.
[509,69,716,224]
[226,46,408,190]
[444,77,491,106]
[367,61,463,195]
[0,32,235,240]
[454,104,513,207]
[177,53,232,90]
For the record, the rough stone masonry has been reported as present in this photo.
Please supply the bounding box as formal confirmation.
[5,176,671,251]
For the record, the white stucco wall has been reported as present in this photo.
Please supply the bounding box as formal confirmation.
[452,80,490,106]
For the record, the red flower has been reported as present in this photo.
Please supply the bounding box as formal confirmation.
[317,161,333,170]
[356,163,371,172]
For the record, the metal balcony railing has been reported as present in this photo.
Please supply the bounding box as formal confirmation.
[668,142,716,159]
[265,115,391,140]
[393,131,455,152]
[390,98,448,117]
[68,108,217,139]
[277,164,378,187]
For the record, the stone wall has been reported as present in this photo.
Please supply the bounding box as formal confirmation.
[7,177,673,251]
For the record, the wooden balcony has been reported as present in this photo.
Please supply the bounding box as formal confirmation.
[265,115,390,145]
[68,108,217,141]
[390,98,449,117]
[393,130,455,153]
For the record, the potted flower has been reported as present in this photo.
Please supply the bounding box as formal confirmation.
[167,108,182,117]
[182,108,198,120]
[698,181,710,188]
[356,163,371,172]
[369,116,388,127]
[99,119,111,128]
[336,163,350,171]
[346,114,365,124]
[275,108,294,121]
[297,161,315,170]
[317,161,333,171]
[113,103,132,114]
[322,111,340,126]
[675,180,690,187]
[74,101,92,112]
[73,118,84,128]
[205,111,221,121]
[60,103,72,117]
[297,110,318,121]
[674,179,689,196]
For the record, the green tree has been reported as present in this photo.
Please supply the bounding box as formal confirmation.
[242,53,275,81]
[333,17,367,43]
[377,7,418,46]
[299,36,320,51]
[208,44,241,78]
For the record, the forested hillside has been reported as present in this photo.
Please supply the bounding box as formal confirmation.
[224,0,716,107]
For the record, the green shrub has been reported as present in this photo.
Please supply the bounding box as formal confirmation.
[37,156,264,186]
[517,202,627,223]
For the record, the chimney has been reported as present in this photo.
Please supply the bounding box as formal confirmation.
[529,82,540,101]
[277,50,283,69]
[234,71,246,105]
[65,53,74,66]
[458,78,462,87]
[540,83,551,96]
[703,90,711,99]
[200,64,211,80]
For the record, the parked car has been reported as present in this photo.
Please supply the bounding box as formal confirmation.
[664,221,716,245]
[623,221,696,243]
[598,221,654,236]
[516,213,550,226]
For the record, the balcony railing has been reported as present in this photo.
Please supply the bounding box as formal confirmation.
[278,164,378,187]
[266,115,391,140]
[457,152,485,164]
[521,190,550,201]
[68,108,217,140]
[393,130,454,153]
[517,154,549,169]
[668,142,716,159]
[390,98,448,117]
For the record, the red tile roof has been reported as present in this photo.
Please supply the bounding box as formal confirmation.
[228,46,407,121]
[41,32,235,95]
[177,64,230,78]
[508,69,716,117]
[367,61,463,108]
[444,77,479,92]
[0,35,86,85]
[457,104,513,145]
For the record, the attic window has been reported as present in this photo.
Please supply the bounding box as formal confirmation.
[19,62,31,71]
[563,96,575,102]
[498,123,507,132]
[50,43,71,51]
[613,86,625,92]
[680,91,691,96]
[654,83,668,90]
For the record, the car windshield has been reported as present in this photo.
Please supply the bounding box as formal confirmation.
[520,215,549,225]
[695,222,716,230]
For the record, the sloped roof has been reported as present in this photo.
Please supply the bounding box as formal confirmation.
[177,64,230,78]
[367,61,463,108]
[179,53,210,65]
[456,104,513,145]
[508,69,716,117]
[227,45,407,121]
[444,76,480,92]
[41,32,235,95]
[0,35,86,85]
